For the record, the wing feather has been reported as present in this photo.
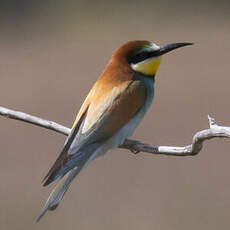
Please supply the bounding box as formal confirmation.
[43,107,89,186]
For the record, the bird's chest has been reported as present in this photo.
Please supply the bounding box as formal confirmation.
[109,76,155,147]
[125,76,155,133]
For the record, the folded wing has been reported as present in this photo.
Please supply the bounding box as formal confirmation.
[43,79,146,186]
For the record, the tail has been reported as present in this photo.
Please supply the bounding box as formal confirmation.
[37,142,103,222]
[36,166,81,222]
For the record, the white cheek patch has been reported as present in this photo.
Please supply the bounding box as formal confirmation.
[151,42,160,51]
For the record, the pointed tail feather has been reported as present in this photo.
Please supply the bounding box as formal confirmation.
[36,166,81,222]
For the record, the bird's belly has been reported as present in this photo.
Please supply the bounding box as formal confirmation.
[84,109,146,167]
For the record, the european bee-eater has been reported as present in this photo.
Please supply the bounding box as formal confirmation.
[37,40,193,221]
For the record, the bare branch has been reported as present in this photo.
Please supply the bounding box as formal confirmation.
[0,106,70,135]
[0,106,230,156]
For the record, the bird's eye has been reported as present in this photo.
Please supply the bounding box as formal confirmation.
[128,51,155,64]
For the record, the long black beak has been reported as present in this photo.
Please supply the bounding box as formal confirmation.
[159,42,193,55]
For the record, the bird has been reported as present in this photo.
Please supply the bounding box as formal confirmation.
[37,40,193,221]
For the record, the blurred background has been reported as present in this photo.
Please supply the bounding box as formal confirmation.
[0,0,230,229]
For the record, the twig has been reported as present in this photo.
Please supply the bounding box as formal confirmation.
[0,105,230,156]
[0,106,70,135]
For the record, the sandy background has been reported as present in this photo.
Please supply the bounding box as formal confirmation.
[0,1,230,229]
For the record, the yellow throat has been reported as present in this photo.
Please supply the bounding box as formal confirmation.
[131,56,162,76]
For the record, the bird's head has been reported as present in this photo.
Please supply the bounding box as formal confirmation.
[112,40,193,77]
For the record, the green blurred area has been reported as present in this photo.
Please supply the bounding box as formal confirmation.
[0,1,230,230]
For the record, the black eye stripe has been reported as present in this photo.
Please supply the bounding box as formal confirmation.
[128,50,159,64]
[135,51,152,62]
